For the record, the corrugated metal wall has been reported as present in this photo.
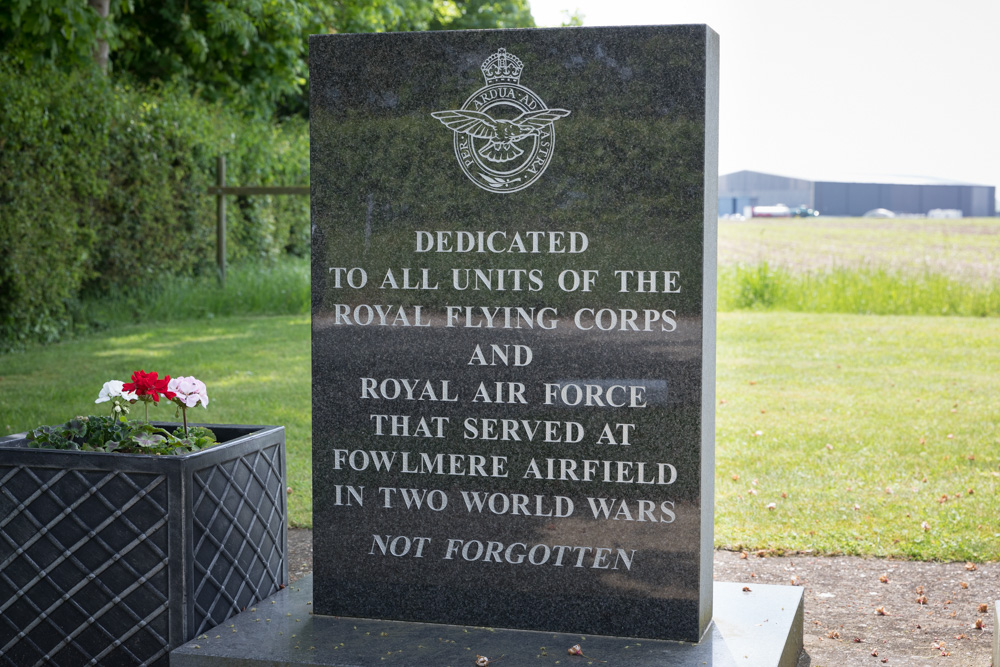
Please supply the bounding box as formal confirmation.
[814,182,995,216]
[720,171,996,217]
[718,171,813,211]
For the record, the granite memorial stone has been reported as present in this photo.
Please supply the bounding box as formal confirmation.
[310,25,719,643]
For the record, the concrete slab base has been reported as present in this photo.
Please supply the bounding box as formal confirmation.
[171,576,803,667]
[993,600,998,667]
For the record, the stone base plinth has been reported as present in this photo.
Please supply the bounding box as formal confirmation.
[171,576,803,667]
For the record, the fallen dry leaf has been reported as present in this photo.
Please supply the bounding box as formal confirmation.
[978,603,988,613]
[826,630,840,639]
[960,582,969,589]
[742,586,751,592]
[739,551,748,559]
[875,606,888,616]
[916,595,927,605]
[965,562,977,571]
[974,618,984,629]
[766,502,776,510]
[879,575,889,584]
[921,521,931,531]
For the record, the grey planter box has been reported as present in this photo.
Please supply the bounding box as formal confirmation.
[0,423,287,666]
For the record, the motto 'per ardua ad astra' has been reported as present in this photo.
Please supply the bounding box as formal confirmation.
[27,370,217,455]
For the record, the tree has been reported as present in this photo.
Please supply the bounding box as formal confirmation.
[0,0,534,117]
[329,0,533,33]
[429,0,535,31]
[89,0,111,70]
[0,0,129,70]
[114,0,330,117]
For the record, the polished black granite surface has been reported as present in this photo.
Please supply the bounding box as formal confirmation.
[310,25,719,642]
[170,577,804,667]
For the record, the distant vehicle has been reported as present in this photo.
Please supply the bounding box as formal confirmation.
[747,204,791,218]
[863,208,895,218]
[791,206,819,217]
[928,208,962,219]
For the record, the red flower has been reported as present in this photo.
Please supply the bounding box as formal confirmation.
[122,370,177,403]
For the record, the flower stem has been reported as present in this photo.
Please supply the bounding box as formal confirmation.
[182,406,189,437]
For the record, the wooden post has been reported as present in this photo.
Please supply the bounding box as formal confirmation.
[216,155,227,286]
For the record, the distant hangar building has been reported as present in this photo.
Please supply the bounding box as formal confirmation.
[719,170,996,217]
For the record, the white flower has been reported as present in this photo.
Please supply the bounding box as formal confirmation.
[96,380,137,404]
[168,376,209,408]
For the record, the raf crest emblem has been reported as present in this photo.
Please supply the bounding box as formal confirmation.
[432,48,570,193]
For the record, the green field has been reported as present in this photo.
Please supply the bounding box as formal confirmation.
[0,316,315,525]
[715,311,999,561]
[2,217,999,560]
[720,217,1000,280]
[717,218,1000,316]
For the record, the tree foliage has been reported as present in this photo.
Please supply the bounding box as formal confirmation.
[330,0,534,33]
[0,0,534,117]
[0,57,309,348]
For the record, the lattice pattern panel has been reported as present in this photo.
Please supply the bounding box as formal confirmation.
[191,442,285,635]
[0,465,171,667]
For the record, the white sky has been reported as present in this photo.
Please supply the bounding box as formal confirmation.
[529,0,1000,190]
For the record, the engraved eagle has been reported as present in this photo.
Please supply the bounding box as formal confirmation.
[431,108,571,163]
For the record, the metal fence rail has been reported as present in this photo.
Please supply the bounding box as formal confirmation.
[210,155,309,286]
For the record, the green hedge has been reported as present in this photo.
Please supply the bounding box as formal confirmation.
[0,57,309,349]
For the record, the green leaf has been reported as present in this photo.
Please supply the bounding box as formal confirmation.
[132,433,166,448]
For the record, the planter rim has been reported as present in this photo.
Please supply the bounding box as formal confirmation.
[0,422,283,460]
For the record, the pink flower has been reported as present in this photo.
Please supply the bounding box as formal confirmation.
[168,376,209,408]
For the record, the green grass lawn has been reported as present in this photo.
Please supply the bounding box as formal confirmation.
[715,311,999,562]
[3,311,997,561]
[719,217,1000,280]
[0,315,314,526]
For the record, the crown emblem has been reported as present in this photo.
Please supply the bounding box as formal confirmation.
[433,48,569,193]
[481,48,523,85]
